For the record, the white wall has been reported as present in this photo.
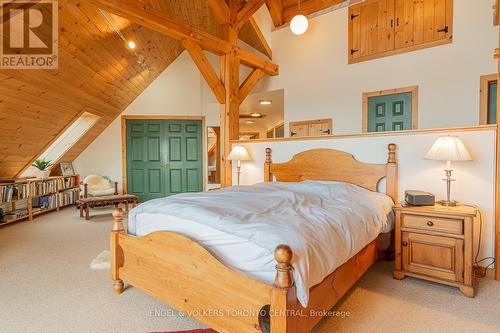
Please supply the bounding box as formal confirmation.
[259,0,498,135]
[74,49,266,189]
[74,1,497,264]
[234,128,496,262]
[74,52,209,190]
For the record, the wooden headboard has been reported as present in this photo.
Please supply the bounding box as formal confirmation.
[264,144,398,202]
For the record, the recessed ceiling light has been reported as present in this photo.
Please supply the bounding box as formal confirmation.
[128,40,136,49]
[244,120,254,124]
[250,112,262,117]
[259,100,272,105]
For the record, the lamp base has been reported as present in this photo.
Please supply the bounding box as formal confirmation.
[437,200,457,207]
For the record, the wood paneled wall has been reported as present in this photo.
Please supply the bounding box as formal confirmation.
[0,0,269,178]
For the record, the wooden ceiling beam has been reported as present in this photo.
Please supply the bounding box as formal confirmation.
[239,68,264,102]
[90,0,278,76]
[237,47,277,74]
[182,39,226,104]
[207,0,230,24]
[282,0,344,23]
[236,0,266,27]
[248,17,272,59]
[265,0,284,26]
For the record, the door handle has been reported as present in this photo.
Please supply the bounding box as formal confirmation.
[402,241,408,246]
[426,220,434,227]
[160,162,169,167]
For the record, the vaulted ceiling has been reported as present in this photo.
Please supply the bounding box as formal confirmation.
[0,0,272,178]
[0,0,347,178]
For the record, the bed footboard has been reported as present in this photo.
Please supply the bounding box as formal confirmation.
[111,209,379,333]
[268,239,379,333]
[111,209,279,333]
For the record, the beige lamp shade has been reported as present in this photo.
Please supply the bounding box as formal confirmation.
[227,145,251,161]
[424,136,472,162]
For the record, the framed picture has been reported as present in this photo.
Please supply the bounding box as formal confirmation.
[60,162,75,176]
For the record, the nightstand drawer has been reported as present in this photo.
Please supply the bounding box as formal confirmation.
[402,232,464,282]
[402,214,463,235]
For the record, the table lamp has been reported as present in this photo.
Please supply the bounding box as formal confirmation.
[424,136,472,206]
[227,145,251,186]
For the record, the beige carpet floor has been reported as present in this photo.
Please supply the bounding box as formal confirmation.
[1,207,500,333]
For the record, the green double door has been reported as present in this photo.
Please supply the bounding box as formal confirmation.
[367,92,413,132]
[126,119,203,202]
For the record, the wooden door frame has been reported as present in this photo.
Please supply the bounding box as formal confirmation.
[121,115,207,195]
[207,126,221,184]
[480,74,498,125]
[496,24,500,280]
[362,85,419,133]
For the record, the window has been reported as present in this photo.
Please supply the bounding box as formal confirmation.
[480,74,497,125]
[22,112,100,176]
[362,86,418,133]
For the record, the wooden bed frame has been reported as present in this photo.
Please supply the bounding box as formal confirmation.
[110,144,398,333]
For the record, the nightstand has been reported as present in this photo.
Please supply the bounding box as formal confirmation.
[393,204,478,297]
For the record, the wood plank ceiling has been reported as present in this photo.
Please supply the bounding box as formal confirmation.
[0,0,270,178]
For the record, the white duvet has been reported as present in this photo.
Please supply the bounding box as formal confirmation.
[128,181,394,307]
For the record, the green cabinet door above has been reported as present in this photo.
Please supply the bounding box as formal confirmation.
[364,87,417,133]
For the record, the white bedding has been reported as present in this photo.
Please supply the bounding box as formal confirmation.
[128,181,394,307]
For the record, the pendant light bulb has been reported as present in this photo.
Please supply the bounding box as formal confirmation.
[290,14,308,35]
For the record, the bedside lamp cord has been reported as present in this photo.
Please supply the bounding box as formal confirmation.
[458,204,495,278]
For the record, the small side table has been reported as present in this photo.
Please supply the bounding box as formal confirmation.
[393,204,478,297]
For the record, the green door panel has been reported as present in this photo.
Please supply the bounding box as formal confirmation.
[164,121,203,196]
[126,119,203,202]
[168,169,183,194]
[148,169,162,193]
[186,168,200,192]
[367,92,413,132]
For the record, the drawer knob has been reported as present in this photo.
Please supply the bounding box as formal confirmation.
[402,241,408,246]
[427,221,434,226]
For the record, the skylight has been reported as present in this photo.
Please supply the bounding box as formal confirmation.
[22,112,100,177]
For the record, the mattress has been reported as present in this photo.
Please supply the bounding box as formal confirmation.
[127,181,394,307]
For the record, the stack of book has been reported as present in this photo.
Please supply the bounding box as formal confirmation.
[58,189,79,207]
[29,179,57,197]
[4,209,29,220]
[59,177,77,190]
[0,186,14,202]
[37,194,57,210]
[0,183,29,203]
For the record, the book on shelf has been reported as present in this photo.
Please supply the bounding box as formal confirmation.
[56,176,78,190]
[0,175,80,226]
[38,195,57,210]
[0,183,29,203]
[58,188,79,207]
[29,179,57,197]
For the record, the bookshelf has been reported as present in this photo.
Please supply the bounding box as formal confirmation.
[0,175,80,226]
